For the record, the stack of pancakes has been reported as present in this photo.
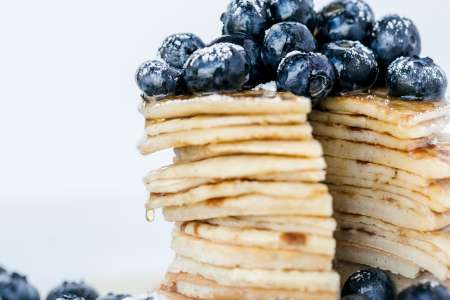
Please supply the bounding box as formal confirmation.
[138,90,340,300]
[310,90,450,281]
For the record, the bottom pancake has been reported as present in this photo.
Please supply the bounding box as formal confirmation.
[168,256,340,292]
[164,272,338,300]
[336,241,421,279]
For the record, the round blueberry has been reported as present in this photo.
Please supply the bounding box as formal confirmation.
[135,60,184,98]
[47,281,98,300]
[209,34,269,85]
[221,0,272,40]
[96,294,130,300]
[277,51,335,105]
[270,0,316,30]
[342,268,396,300]
[370,15,421,70]
[158,33,205,69]
[184,43,250,93]
[262,22,317,73]
[323,40,378,93]
[55,295,84,300]
[398,281,450,300]
[342,296,371,300]
[387,56,447,100]
[0,271,40,300]
[317,0,375,43]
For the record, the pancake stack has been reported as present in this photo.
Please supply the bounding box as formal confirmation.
[310,90,450,281]
[138,89,340,300]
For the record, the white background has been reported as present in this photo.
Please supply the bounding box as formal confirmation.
[0,0,449,296]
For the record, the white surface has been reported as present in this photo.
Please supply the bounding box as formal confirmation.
[0,0,449,296]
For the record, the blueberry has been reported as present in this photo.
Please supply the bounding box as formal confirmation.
[342,296,371,300]
[370,15,421,70]
[398,281,450,300]
[262,22,317,73]
[387,56,447,100]
[0,271,40,300]
[342,268,396,300]
[184,43,250,93]
[135,60,184,97]
[209,34,268,85]
[317,0,375,43]
[270,0,316,30]
[55,295,84,300]
[277,51,335,105]
[221,0,272,40]
[322,40,378,93]
[47,282,98,300]
[96,294,130,300]
[158,33,205,69]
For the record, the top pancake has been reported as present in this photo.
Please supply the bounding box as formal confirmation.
[319,93,450,126]
[140,90,311,120]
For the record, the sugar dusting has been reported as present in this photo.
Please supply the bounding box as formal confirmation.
[187,42,243,64]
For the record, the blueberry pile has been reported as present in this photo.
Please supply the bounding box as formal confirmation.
[2,265,450,300]
[136,0,447,103]
[0,266,153,300]
[342,268,450,300]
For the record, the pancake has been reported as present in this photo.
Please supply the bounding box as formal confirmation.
[147,155,325,181]
[335,229,450,280]
[207,216,336,237]
[335,213,450,264]
[319,93,450,126]
[164,272,338,300]
[171,232,332,270]
[146,113,306,136]
[162,193,333,222]
[177,221,335,255]
[317,137,450,179]
[309,110,450,139]
[173,140,323,163]
[158,289,194,300]
[311,121,432,151]
[147,170,326,193]
[330,185,450,231]
[325,156,434,188]
[336,242,421,279]
[139,124,313,154]
[326,175,450,212]
[140,91,311,119]
[150,180,327,209]
[168,256,340,292]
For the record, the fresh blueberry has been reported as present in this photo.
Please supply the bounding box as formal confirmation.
[262,22,317,73]
[370,15,421,70]
[221,0,272,40]
[158,33,205,69]
[387,56,447,100]
[47,281,98,300]
[277,51,335,105]
[270,0,316,30]
[0,271,40,300]
[342,296,371,300]
[342,268,396,300]
[184,42,250,93]
[322,40,378,93]
[398,281,450,300]
[96,294,130,300]
[135,60,184,98]
[317,0,375,43]
[209,34,268,85]
[55,295,84,300]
